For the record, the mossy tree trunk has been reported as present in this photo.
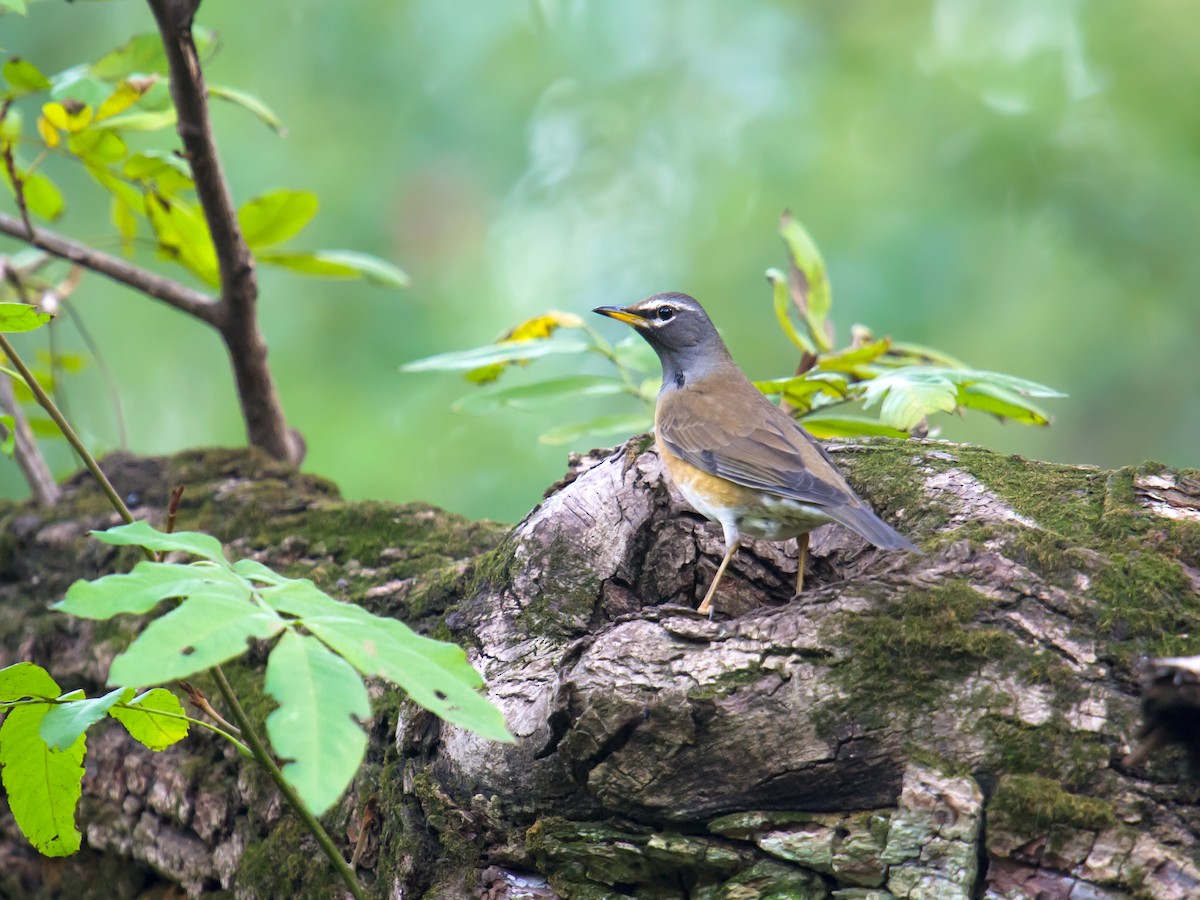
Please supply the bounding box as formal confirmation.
[1,440,1199,899]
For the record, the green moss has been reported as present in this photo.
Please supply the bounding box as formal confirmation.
[1091,550,1196,657]
[988,774,1115,839]
[955,448,1105,540]
[977,716,1112,791]
[687,663,769,701]
[826,580,1016,719]
[835,439,941,532]
[235,817,343,897]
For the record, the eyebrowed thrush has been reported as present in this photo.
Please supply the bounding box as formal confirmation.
[594,292,916,615]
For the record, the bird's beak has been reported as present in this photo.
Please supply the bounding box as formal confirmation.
[593,306,648,327]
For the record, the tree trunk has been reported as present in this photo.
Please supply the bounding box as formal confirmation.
[2,439,1199,899]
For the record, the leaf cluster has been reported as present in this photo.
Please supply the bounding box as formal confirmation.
[0,520,511,857]
[1,41,407,288]
[0,661,187,857]
[402,214,1064,443]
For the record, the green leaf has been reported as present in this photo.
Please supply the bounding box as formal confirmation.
[0,415,13,455]
[261,580,512,742]
[766,267,815,355]
[209,84,285,135]
[3,58,51,94]
[123,151,193,194]
[451,375,628,415]
[48,66,111,108]
[108,592,286,686]
[109,688,188,751]
[112,194,138,251]
[56,560,248,620]
[237,190,318,249]
[882,341,969,369]
[90,520,230,565]
[146,194,218,284]
[779,211,833,352]
[0,703,85,857]
[401,338,590,374]
[90,28,217,82]
[66,128,126,165]
[929,367,1067,399]
[538,412,653,446]
[957,383,1052,426]
[96,107,177,132]
[0,0,30,15]
[22,170,65,220]
[258,249,411,288]
[0,661,60,702]
[264,631,369,816]
[799,414,910,439]
[39,686,133,751]
[860,370,958,430]
[815,338,892,373]
[26,416,63,439]
[232,558,287,585]
[0,302,52,333]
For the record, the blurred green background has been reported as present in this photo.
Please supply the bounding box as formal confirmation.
[3,0,1198,523]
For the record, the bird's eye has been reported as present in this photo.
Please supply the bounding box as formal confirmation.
[656,305,675,321]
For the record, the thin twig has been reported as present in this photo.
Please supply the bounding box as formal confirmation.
[0,367,59,506]
[0,211,221,325]
[0,101,34,239]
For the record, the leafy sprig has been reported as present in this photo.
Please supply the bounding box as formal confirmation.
[1,44,408,288]
[402,213,1065,444]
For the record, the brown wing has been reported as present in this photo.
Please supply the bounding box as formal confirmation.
[656,379,853,508]
[657,379,917,550]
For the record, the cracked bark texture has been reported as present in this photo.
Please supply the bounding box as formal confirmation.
[2,439,1200,900]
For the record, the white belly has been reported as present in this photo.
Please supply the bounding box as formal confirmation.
[673,476,831,543]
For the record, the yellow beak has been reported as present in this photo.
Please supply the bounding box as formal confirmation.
[592,306,649,327]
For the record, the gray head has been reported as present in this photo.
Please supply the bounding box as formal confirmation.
[592,292,732,388]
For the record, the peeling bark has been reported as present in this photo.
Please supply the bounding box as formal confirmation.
[2,440,1199,899]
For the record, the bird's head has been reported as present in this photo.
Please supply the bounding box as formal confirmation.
[592,293,725,365]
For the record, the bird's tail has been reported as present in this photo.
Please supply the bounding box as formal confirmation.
[827,502,917,551]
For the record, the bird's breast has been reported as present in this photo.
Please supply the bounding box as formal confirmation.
[656,435,832,541]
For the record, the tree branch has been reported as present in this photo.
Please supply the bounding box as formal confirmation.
[0,373,59,507]
[147,0,301,464]
[0,211,222,326]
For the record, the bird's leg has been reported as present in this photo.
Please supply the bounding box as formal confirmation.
[698,537,741,617]
[793,532,810,599]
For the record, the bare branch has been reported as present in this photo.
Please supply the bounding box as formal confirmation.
[0,373,60,506]
[148,0,302,464]
[0,211,222,326]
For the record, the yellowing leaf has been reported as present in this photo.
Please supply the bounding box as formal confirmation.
[466,311,586,384]
[36,115,59,147]
[41,100,92,133]
[146,194,218,286]
[95,79,153,121]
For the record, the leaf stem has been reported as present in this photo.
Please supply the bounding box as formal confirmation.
[209,666,366,899]
[583,325,654,411]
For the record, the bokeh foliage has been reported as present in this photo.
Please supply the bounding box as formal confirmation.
[2,1,1198,521]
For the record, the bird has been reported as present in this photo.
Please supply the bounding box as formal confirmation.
[594,292,916,615]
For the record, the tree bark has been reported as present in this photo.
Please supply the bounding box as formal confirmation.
[2,439,1199,899]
